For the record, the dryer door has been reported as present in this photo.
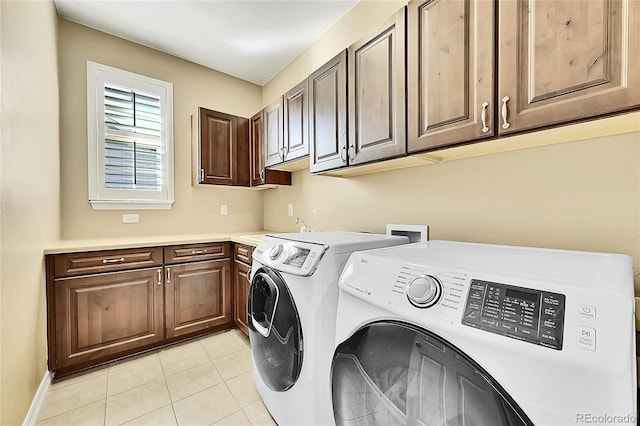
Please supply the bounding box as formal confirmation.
[248,267,303,392]
[331,321,532,426]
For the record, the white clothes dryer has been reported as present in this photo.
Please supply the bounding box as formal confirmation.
[248,231,409,426]
[332,240,637,425]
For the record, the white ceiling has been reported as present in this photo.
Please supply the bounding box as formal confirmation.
[54,0,358,86]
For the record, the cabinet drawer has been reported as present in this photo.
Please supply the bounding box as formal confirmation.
[53,247,163,278]
[234,244,253,265]
[164,242,230,264]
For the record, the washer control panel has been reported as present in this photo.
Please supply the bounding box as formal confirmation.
[254,238,328,276]
[462,279,566,350]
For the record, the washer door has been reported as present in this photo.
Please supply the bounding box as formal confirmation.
[331,321,532,426]
[248,267,303,392]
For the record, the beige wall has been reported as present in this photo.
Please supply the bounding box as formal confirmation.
[0,1,61,424]
[262,1,640,283]
[58,20,265,239]
[265,134,640,258]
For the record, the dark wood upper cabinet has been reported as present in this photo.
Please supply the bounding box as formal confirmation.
[309,50,349,173]
[250,111,266,186]
[193,107,249,186]
[250,110,291,187]
[264,97,284,167]
[407,0,495,152]
[348,8,407,166]
[283,79,310,162]
[498,0,640,135]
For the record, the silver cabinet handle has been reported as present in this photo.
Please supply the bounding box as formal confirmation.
[348,145,356,162]
[157,269,162,286]
[481,101,489,133]
[191,249,208,255]
[279,147,285,160]
[501,96,511,129]
[246,267,252,283]
[259,169,265,182]
[166,267,171,284]
[102,257,125,264]
[340,147,347,163]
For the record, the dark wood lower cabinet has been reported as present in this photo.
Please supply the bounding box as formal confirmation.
[52,268,164,370]
[233,260,251,335]
[46,242,240,377]
[165,260,233,338]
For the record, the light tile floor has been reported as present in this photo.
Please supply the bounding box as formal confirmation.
[37,329,277,426]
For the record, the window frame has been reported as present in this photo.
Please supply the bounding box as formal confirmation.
[87,61,174,210]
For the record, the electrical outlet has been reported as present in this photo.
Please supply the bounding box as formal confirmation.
[287,203,294,217]
[221,204,228,215]
[122,214,139,224]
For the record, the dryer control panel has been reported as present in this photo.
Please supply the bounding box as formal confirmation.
[462,279,566,350]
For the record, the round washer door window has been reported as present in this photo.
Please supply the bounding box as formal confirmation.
[248,267,303,392]
[331,322,532,426]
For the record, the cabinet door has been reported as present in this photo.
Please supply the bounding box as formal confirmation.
[198,108,238,185]
[309,50,349,173]
[498,0,640,134]
[283,80,310,162]
[234,260,251,336]
[407,0,495,152]
[264,97,284,167]
[54,268,164,369]
[165,260,232,338]
[348,8,406,166]
[251,110,292,186]
[236,116,250,186]
[250,111,266,186]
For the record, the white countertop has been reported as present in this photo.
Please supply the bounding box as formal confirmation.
[44,231,272,254]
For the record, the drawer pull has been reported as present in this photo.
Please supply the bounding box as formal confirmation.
[102,257,125,264]
[191,249,208,255]
[157,269,162,285]
[166,267,171,284]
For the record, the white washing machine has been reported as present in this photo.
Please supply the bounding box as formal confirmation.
[332,240,637,425]
[248,231,409,425]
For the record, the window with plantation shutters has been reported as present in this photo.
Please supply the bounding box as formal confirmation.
[87,62,174,210]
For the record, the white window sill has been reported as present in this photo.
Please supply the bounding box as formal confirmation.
[90,200,174,210]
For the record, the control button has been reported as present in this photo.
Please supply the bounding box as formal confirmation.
[464,310,479,322]
[576,326,596,351]
[269,244,283,260]
[540,331,557,343]
[542,318,557,329]
[480,317,497,328]
[543,295,560,306]
[543,306,559,316]
[578,304,596,319]
[304,259,312,268]
[519,327,534,337]
[309,252,317,258]
[406,275,442,308]
[467,301,481,310]
[500,322,513,332]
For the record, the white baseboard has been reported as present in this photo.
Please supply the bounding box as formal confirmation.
[22,370,53,426]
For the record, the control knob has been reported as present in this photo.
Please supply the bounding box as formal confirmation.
[269,244,283,260]
[406,275,442,308]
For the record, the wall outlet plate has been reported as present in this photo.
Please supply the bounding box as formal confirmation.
[221,204,228,215]
[122,214,139,224]
[287,203,294,217]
